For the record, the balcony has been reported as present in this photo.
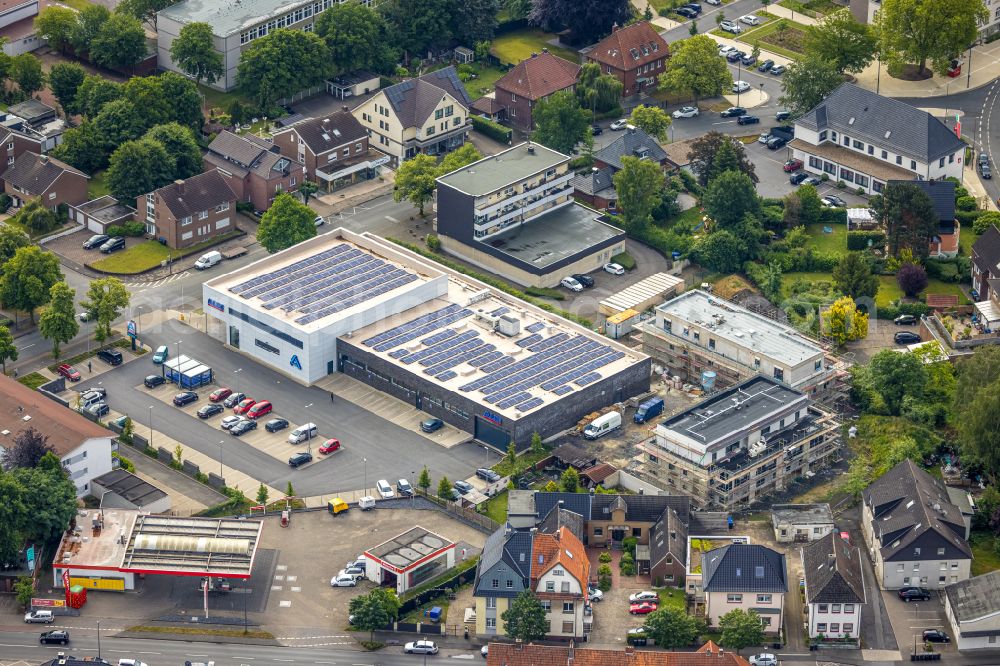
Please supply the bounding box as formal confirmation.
[474,185,573,228]
[474,173,574,217]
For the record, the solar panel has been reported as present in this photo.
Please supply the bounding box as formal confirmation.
[575,372,601,387]
[495,391,533,409]
[491,307,510,316]
[515,334,543,348]
[367,305,471,352]
[229,245,351,295]
[551,385,573,396]
[435,370,457,382]
[421,329,457,347]
[469,350,503,368]
[525,322,545,333]
[514,397,544,412]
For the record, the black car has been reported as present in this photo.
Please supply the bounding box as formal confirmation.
[737,115,760,125]
[97,348,123,365]
[802,176,822,186]
[231,418,258,436]
[572,273,595,288]
[922,629,950,643]
[770,64,787,75]
[775,110,791,121]
[590,124,603,136]
[822,194,847,207]
[288,451,313,468]
[173,391,199,406]
[898,586,931,601]
[721,106,747,118]
[757,59,774,72]
[83,234,109,250]
[39,630,70,645]
[223,392,246,408]
[85,402,109,417]
[144,374,165,388]
[99,237,125,254]
[767,137,787,150]
[421,418,444,433]
[726,51,745,63]
[675,6,697,17]
[476,468,501,482]
[684,1,702,10]
[197,403,224,419]
[740,54,757,66]
[265,417,290,432]
[894,314,917,325]
[894,331,922,345]
[789,172,809,185]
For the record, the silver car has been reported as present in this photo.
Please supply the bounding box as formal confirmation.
[404,640,439,655]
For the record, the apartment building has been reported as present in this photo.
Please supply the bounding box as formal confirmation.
[637,375,841,510]
[802,533,865,641]
[474,527,533,637]
[585,22,669,97]
[702,544,787,633]
[435,142,625,288]
[531,527,590,639]
[205,131,303,212]
[139,170,238,249]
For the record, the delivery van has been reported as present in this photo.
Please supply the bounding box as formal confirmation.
[194,251,222,270]
[634,397,665,423]
[584,411,622,439]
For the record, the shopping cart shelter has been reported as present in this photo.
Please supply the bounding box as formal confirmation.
[161,355,214,388]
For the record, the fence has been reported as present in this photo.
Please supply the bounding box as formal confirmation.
[414,488,500,533]
[398,561,479,616]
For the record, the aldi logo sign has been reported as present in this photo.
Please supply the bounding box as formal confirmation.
[207,298,225,312]
[482,410,503,426]
[290,355,302,370]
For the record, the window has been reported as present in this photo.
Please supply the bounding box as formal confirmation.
[774,368,784,381]
[939,576,947,583]
[426,126,435,136]
[546,581,555,592]
[952,562,959,569]
[355,142,363,153]
[181,215,192,226]
[815,360,822,372]
[896,155,902,165]
[562,602,574,614]
[760,617,771,627]
[491,579,499,588]
[445,105,454,117]
[562,621,574,633]
[435,109,443,120]
[594,527,603,536]
[632,527,642,537]
[882,150,888,159]
[727,594,743,603]
[949,153,955,163]
[561,581,570,593]
[48,192,56,200]
[817,623,828,633]
[506,580,513,588]
[832,604,841,613]
[342,148,349,157]
[486,597,496,608]
[844,604,854,613]
[913,563,920,571]
[485,618,496,628]
[5,142,11,149]
[215,202,230,213]
[853,140,863,149]
[939,157,945,168]
[818,604,829,613]
[693,331,700,341]
[868,145,874,155]
[843,135,850,146]
[819,130,828,141]
[937,548,945,556]
[830,623,840,633]
[541,600,551,611]
[940,563,947,571]
[910,160,917,170]
[757,594,772,603]
[198,210,209,220]
[844,622,854,633]
[709,338,715,350]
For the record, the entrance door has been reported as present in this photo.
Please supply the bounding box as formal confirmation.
[474,416,509,449]
[415,393,422,410]
[611,529,626,543]
[229,326,240,349]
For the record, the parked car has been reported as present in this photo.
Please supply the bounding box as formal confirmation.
[675,6,697,17]
[610,119,629,130]
[397,478,414,496]
[737,115,760,126]
[767,137,787,150]
[588,588,604,602]
[376,479,394,499]
[922,629,950,643]
[172,391,198,406]
[560,276,584,292]
[288,451,313,468]
[802,176,822,186]
[740,54,757,66]
[732,80,751,93]
[894,314,917,325]
[223,392,246,408]
[683,1,702,10]
[758,132,772,144]
[726,50,746,62]
[57,364,81,381]
[83,234,110,250]
[454,479,474,494]
[24,610,54,623]
[481,645,489,658]
[97,348,123,365]
[246,400,272,419]
[629,601,658,615]
[477,468,501,482]
[230,418,258,436]
[604,262,625,275]
[209,387,233,403]
[221,415,242,430]
[319,438,341,454]
[265,417,290,432]
[330,573,357,587]
[197,404,224,419]
[152,345,169,364]
[629,590,658,603]
[981,164,992,179]
[590,124,603,136]
[898,586,931,601]
[980,152,990,168]
[572,273,595,288]
[749,655,777,666]
[783,159,803,172]
[84,402,110,418]
[314,215,325,227]
[421,418,443,433]
[339,566,365,579]
[758,59,775,72]
[233,398,257,415]
[720,19,742,33]
[100,237,126,254]
[404,641,439,655]
[718,45,736,56]
[770,64,787,75]
[776,110,792,122]
[822,194,847,208]
[789,172,809,185]
[706,0,721,5]
[721,106,747,118]
[739,13,761,24]
[39,630,70,645]
[673,106,699,118]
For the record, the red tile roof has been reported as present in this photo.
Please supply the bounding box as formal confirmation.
[581,462,616,484]
[486,642,750,666]
[495,51,581,101]
[0,375,110,457]
[587,22,669,72]
[531,527,589,586]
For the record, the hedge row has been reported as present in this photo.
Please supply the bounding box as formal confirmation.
[847,231,885,251]
[876,301,932,320]
[471,115,512,145]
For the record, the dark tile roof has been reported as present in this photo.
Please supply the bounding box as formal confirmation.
[702,544,787,593]
[1,152,87,195]
[155,170,237,220]
[552,442,596,468]
[383,66,472,128]
[588,21,668,72]
[474,526,534,597]
[945,570,1000,623]
[888,179,956,231]
[208,130,270,168]
[595,127,668,171]
[278,112,367,156]
[471,96,504,115]
[581,462,616,484]
[495,51,580,101]
[572,167,616,197]
[973,225,1000,277]
[538,506,586,543]
[534,492,593,522]
[649,505,688,570]
[802,533,865,605]
[592,494,692,525]
[796,82,965,164]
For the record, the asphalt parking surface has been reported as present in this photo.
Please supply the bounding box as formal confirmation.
[881,589,957,658]
[743,139,873,205]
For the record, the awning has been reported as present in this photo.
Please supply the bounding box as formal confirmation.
[975,299,1000,323]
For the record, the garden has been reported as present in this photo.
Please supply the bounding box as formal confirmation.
[740,18,811,59]
[778,0,842,18]
[88,231,243,274]
[491,29,580,66]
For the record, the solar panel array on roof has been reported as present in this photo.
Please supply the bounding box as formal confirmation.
[525,322,546,333]
[363,304,472,351]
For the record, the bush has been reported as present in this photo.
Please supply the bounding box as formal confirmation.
[425,233,441,252]
[57,202,69,224]
[622,536,638,557]
[819,207,847,225]
[620,551,636,575]
[974,211,1000,235]
[957,195,978,212]
[956,209,983,227]
[876,301,931,320]
[0,194,10,213]
[599,551,612,563]
[836,180,847,189]
[926,259,960,283]
[611,251,636,270]
[525,286,565,300]
[847,231,885,251]
[107,221,146,237]
[236,201,255,214]
[677,169,702,196]
[569,154,594,170]
[471,115,512,144]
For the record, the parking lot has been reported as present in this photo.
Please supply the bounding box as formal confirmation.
[881,588,957,658]
[743,139,872,205]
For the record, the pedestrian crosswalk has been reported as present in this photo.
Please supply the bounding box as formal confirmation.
[129,271,189,290]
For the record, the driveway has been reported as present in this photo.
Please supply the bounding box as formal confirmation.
[743,140,873,205]
[585,547,654,648]
[881,589,956,659]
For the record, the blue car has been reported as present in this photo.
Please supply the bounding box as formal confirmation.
[153,345,169,364]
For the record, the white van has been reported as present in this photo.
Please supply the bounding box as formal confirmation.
[583,412,622,440]
[194,251,222,270]
[288,422,318,444]
[79,391,105,409]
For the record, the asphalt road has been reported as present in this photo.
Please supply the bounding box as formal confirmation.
[932,81,1000,204]
[659,0,767,44]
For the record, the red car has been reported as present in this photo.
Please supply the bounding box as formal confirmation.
[629,601,658,615]
[233,398,257,415]
[57,364,81,381]
[246,400,272,419]
[210,387,233,403]
[319,438,342,455]
[783,158,804,172]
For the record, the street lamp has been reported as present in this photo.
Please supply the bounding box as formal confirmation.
[97,618,101,658]
[148,405,153,447]
[177,339,183,362]
[483,445,490,467]
[219,440,224,478]
[736,58,743,107]
[304,403,313,455]
[363,457,367,496]
[234,368,243,394]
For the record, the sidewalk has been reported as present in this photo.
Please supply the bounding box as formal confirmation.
[964,162,998,211]
[765,4,819,26]
[852,39,1000,98]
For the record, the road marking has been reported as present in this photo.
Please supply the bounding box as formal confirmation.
[279,600,291,607]
[17,343,34,350]
[385,215,399,223]
[273,659,294,662]
[451,655,475,660]
[712,121,736,125]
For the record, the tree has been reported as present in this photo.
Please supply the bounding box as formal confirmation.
[0,225,28,268]
[688,131,755,186]
[349,588,395,641]
[257,191,317,253]
[613,155,665,232]
[823,296,868,346]
[438,144,483,175]
[315,2,396,76]
[81,277,129,344]
[117,0,175,30]
[418,466,431,491]
[451,0,500,46]
[645,606,705,649]
[256,483,269,506]
[392,154,438,215]
[974,210,1000,235]
[170,22,224,86]
[868,348,927,414]
[0,473,26,563]
[106,138,175,202]
[153,73,204,129]
[506,441,517,466]
[958,375,1000,479]
[576,63,623,115]
[560,467,579,492]
[0,246,62,323]
[833,252,879,300]
[532,90,590,155]
[70,4,110,54]
[93,98,147,149]
[237,29,331,110]
[49,122,108,173]
[89,13,147,73]
[875,0,986,76]
[437,475,453,499]
[779,55,843,117]
[4,427,53,468]
[74,75,122,118]
[501,590,549,642]
[702,171,761,231]
[719,609,764,654]
[39,281,78,357]
[803,10,877,74]
[0,324,16,373]
[796,184,823,225]
[872,182,937,259]
[13,575,34,609]
[659,35,732,104]
[10,54,44,97]
[143,123,203,180]
[381,0,452,59]
[694,230,744,273]
[33,6,78,54]
[531,432,544,455]
[11,199,59,235]
[689,20,698,35]
[628,105,671,142]
[896,262,929,298]
[48,63,86,116]
[529,0,630,45]
[13,452,77,543]
[298,181,319,204]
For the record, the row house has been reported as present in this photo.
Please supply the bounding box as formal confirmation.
[140,170,238,249]
[205,131,303,212]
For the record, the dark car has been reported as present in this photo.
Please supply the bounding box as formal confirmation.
[757,59,774,72]
[99,237,125,254]
[684,1,702,10]
[590,124,603,136]
[173,391,199,406]
[721,106,747,118]
[477,468,501,482]
[454,480,474,494]
[981,164,992,179]
[740,54,757,66]
[675,6,697,17]
[894,331,922,345]
[288,451,313,468]
[802,176,822,186]
[265,417,290,432]
[144,374,165,388]
[231,419,258,436]
[922,629,950,643]
[770,64,787,75]
[894,314,917,325]
[898,586,931,601]
[737,115,760,125]
[97,348,123,366]
[223,392,246,408]
[421,418,444,433]
[789,172,809,185]
[726,50,745,63]
[39,630,70,645]
[197,403,224,419]
[83,234,109,250]
[822,194,847,208]
[572,273,595,288]
[767,137,787,150]
[775,110,792,121]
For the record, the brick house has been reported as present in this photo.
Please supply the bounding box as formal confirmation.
[139,169,237,249]
[886,179,959,258]
[572,126,669,211]
[494,50,580,132]
[585,22,669,97]
[1,152,87,210]
[972,224,1000,301]
[204,130,303,212]
[272,111,387,193]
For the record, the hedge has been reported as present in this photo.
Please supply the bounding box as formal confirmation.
[471,115,512,145]
[876,301,932,320]
[956,209,983,226]
[108,221,146,237]
[926,256,971,284]
[819,207,847,225]
[847,231,885,251]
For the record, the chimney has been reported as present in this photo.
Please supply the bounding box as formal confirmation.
[323,118,329,126]
[624,646,635,656]
[828,552,836,569]
[174,179,185,194]
[612,22,619,33]
[531,52,538,58]
[515,638,523,651]
[554,529,561,541]
[568,639,575,662]
[542,48,549,53]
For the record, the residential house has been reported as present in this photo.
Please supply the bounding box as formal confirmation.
[573,126,669,211]
[473,527,533,637]
[571,167,617,210]
[204,131,302,212]
[884,179,959,258]
[772,504,836,544]
[971,223,1000,301]
[1,152,87,210]
[861,459,972,590]
[353,66,472,166]
[531,527,590,639]
[272,111,386,193]
[585,22,668,97]
[802,532,866,642]
[471,96,504,122]
[5,100,63,151]
[139,170,238,249]
[69,196,135,234]
[486,641,751,665]
[493,50,580,132]
[702,544,787,632]
[791,83,965,195]
[944,570,1000,650]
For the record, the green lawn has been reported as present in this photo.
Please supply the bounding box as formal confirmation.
[88,170,111,200]
[480,490,509,524]
[781,271,834,298]
[778,0,842,17]
[736,17,812,59]
[960,229,979,257]
[492,446,551,476]
[971,530,1000,577]
[804,222,847,255]
[876,275,970,308]
[657,587,687,612]
[89,231,242,274]
[462,63,508,99]
[491,29,580,65]
[17,372,48,390]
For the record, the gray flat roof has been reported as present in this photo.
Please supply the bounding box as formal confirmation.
[483,203,623,269]
[771,503,835,525]
[93,470,168,508]
[365,526,453,571]
[437,142,567,197]
[657,290,824,367]
[159,0,310,36]
[945,570,1000,622]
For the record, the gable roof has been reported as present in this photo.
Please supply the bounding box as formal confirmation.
[649,504,688,570]
[973,224,1000,277]
[0,374,109,458]
[475,526,534,596]
[277,112,367,156]
[703,544,787,593]
[594,126,669,171]
[383,66,472,128]
[796,83,965,164]
[486,641,751,666]
[2,152,87,194]
[945,570,1000,623]
[495,51,580,101]
[802,533,865,605]
[154,170,237,220]
[572,167,616,197]
[592,492,691,525]
[531,526,589,585]
[207,131,300,180]
[588,22,668,72]
[888,179,956,228]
